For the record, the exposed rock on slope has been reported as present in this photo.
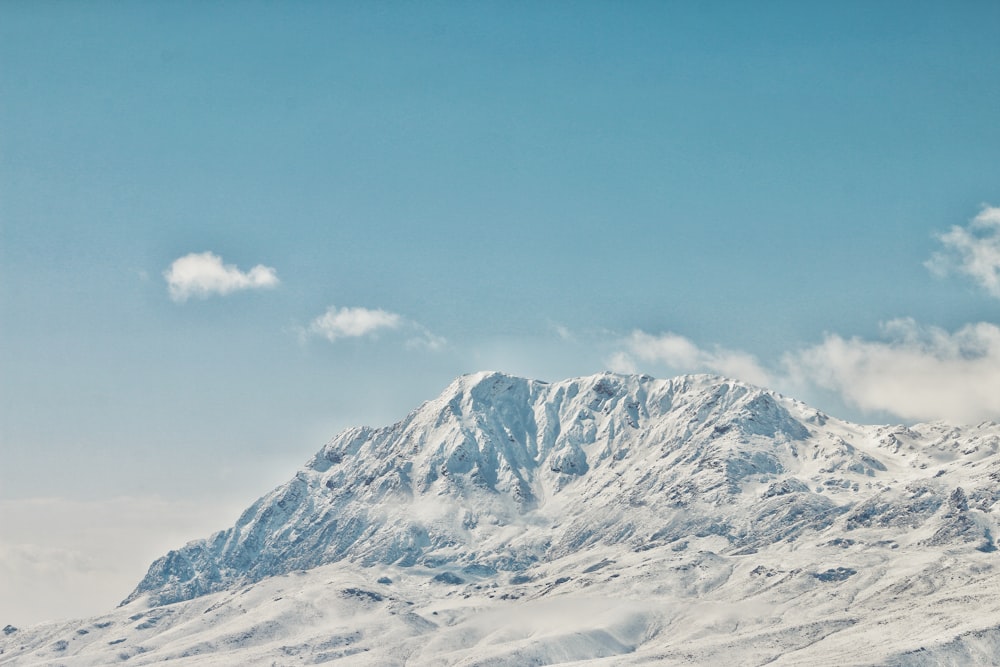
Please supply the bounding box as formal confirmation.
[124,372,1000,607]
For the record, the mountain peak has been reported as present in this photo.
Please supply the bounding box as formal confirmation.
[120,372,817,607]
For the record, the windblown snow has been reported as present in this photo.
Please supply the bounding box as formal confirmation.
[4,372,1000,665]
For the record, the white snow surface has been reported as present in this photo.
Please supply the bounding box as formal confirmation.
[4,372,1000,665]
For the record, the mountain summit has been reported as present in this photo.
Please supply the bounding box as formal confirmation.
[6,372,1000,666]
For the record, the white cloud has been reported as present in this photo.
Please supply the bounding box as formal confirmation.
[613,330,773,387]
[305,305,446,349]
[605,350,638,374]
[308,305,403,342]
[608,321,1000,424]
[926,205,1000,298]
[164,251,279,302]
[783,319,1000,424]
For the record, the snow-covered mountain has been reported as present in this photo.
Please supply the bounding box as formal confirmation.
[4,372,1000,666]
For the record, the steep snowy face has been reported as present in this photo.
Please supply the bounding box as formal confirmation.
[124,372,1000,608]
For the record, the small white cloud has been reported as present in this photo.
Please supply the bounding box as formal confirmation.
[308,305,402,342]
[164,251,279,302]
[926,205,1000,298]
[305,305,446,349]
[783,318,1000,424]
[620,330,773,387]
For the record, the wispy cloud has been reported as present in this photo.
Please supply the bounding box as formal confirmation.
[609,330,773,387]
[308,305,402,342]
[783,319,1000,424]
[926,205,1000,298]
[164,251,279,302]
[548,322,574,341]
[405,325,448,351]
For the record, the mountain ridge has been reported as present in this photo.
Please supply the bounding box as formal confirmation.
[6,371,1000,666]
[123,371,999,607]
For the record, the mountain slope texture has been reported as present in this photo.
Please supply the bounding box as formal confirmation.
[4,372,1000,665]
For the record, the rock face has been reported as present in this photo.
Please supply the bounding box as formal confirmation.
[124,372,1000,607]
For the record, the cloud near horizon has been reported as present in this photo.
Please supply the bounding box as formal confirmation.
[609,320,1000,425]
[926,205,1000,298]
[783,319,1000,425]
[164,252,279,302]
[608,330,773,387]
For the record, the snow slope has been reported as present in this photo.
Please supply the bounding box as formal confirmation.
[4,372,1000,665]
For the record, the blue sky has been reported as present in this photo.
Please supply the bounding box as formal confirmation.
[2,2,1000,623]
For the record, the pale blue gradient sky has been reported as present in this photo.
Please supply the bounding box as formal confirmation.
[2,1,1000,623]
